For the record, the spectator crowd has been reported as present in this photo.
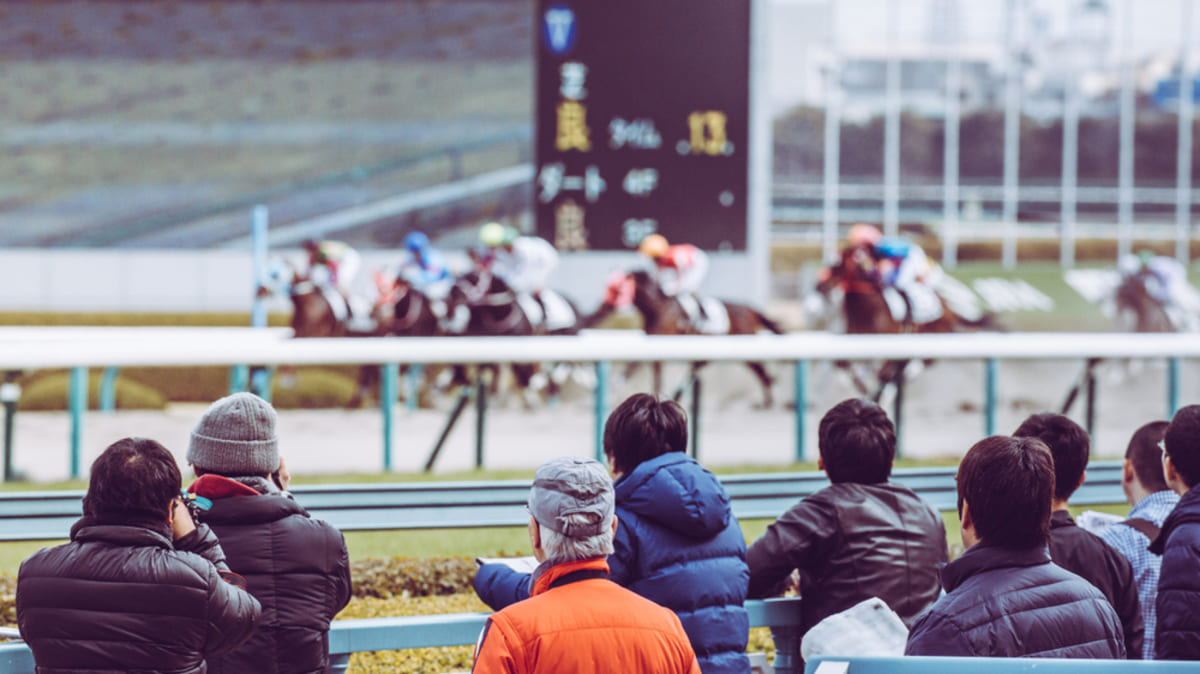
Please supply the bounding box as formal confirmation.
[10,389,1200,672]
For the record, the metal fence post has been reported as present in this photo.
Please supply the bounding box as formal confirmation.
[1,372,21,482]
[794,360,807,462]
[594,361,610,462]
[99,367,119,413]
[381,363,398,472]
[985,358,997,437]
[69,367,87,479]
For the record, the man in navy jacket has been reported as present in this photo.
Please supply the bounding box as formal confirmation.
[1151,404,1200,659]
[906,435,1125,658]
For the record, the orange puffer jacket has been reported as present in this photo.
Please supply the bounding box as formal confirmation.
[472,558,700,674]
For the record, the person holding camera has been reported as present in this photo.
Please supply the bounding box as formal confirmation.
[16,437,262,673]
[185,392,351,674]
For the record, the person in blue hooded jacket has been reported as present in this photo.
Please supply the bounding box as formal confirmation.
[473,393,750,674]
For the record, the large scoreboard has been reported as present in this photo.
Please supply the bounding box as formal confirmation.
[534,1,752,253]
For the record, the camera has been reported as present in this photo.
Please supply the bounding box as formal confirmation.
[179,490,213,522]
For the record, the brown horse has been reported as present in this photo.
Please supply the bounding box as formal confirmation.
[586,269,784,408]
[815,248,1000,400]
[1113,271,1175,333]
[256,257,381,405]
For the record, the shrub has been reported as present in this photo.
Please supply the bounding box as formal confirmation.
[18,371,166,411]
[350,556,478,599]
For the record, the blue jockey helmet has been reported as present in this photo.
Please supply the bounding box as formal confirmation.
[875,237,911,259]
[404,231,430,252]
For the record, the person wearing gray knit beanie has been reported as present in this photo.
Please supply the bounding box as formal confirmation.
[183,391,351,673]
[188,392,280,476]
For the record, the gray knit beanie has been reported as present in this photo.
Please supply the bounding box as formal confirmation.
[187,392,280,475]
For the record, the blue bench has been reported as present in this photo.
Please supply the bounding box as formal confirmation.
[0,462,1124,541]
[804,656,1200,673]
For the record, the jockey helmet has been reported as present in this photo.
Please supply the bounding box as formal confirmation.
[638,233,670,259]
[479,222,517,247]
[404,231,430,252]
[847,223,882,248]
[874,236,911,260]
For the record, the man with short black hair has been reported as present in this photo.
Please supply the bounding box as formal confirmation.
[906,435,1125,657]
[16,437,261,673]
[472,456,700,674]
[1151,404,1200,659]
[1100,420,1179,659]
[746,398,948,638]
[1014,412,1144,657]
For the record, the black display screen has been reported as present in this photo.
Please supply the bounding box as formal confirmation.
[534,0,751,252]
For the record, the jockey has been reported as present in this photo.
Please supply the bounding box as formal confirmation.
[478,222,559,326]
[393,231,452,317]
[301,238,360,295]
[871,235,944,324]
[300,238,372,329]
[638,233,710,330]
[1118,250,1198,330]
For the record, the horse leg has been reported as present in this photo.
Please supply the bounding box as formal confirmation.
[653,361,663,397]
[348,364,380,409]
[511,363,539,410]
[746,361,774,409]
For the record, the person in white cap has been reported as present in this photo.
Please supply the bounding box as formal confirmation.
[185,392,351,674]
[472,456,700,674]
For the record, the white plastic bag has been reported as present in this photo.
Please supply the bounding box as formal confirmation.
[800,596,909,661]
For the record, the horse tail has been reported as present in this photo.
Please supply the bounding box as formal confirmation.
[755,311,786,334]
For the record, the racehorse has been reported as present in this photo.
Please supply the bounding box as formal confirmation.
[443,269,585,403]
[814,248,1001,401]
[585,269,784,408]
[1112,271,1175,333]
[371,272,442,338]
[257,257,381,405]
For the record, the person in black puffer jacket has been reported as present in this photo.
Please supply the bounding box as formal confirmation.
[17,437,261,673]
[747,399,948,639]
[906,435,1125,658]
[1151,404,1200,660]
[185,393,352,674]
[475,393,750,674]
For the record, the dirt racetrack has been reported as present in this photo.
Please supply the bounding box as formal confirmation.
[8,353,1198,484]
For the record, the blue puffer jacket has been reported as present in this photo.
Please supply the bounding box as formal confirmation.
[474,453,750,674]
[1150,484,1200,659]
[905,543,1125,658]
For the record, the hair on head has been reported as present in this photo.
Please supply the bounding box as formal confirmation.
[1013,412,1089,501]
[83,437,182,523]
[818,398,895,484]
[957,435,1054,549]
[1165,405,1200,488]
[603,393,687,476]
[1126,420,1170,492]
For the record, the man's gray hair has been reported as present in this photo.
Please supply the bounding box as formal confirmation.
[538,512,613,562]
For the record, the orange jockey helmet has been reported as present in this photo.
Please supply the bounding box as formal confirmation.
[847,223,883,248]
[638,233,670,260]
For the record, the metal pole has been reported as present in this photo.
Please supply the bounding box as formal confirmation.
[1176,0,1195,263]
[406,364,423,412]
[594,361,609,462]
[794,360,807,462]
[690,368,702,462]
[99,366,119,413]
[822,1,842,263]
[1085,361,1097,438]
[381,363,398,471]
[251,205,271,398]
[942,0,962,268]
[747,0,773,307]
[1169,357,1181,418]
[1002,0,1022,269]
[1,372,20,482]
[1061,1,1080,268]
[69,366,87,479]
[475,370,488,469]
[985,358,997,437]
[1117,0,1136,261]
[883,0,901,238]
